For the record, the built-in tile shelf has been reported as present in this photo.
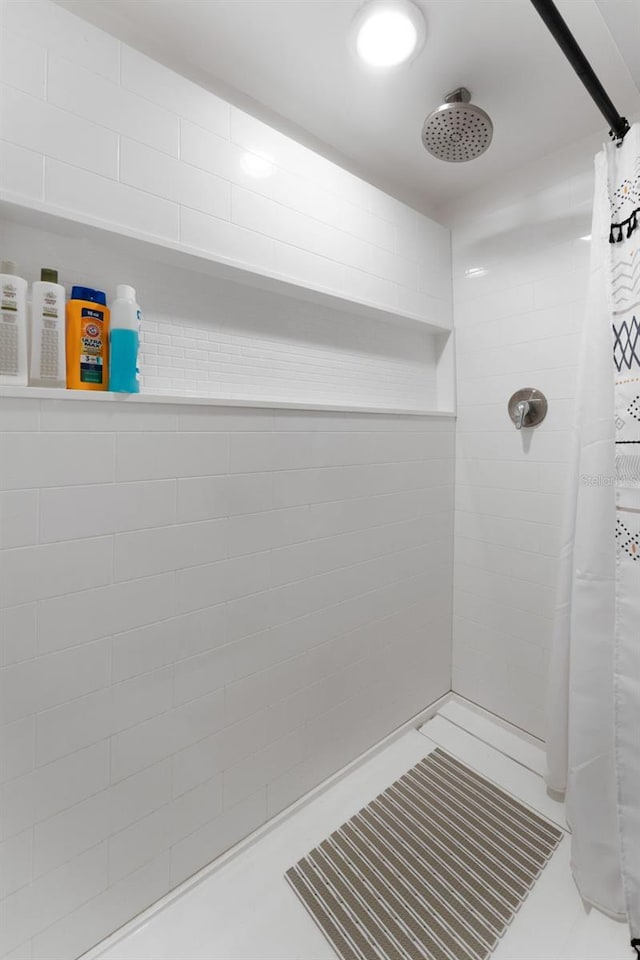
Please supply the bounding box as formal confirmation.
[0,195,456,415]
[0,386,455,417]
[0,196,451,336]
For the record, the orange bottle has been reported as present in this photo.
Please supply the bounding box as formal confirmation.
[66,286,110,390]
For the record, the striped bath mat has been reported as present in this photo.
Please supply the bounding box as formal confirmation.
[286,748,563,960]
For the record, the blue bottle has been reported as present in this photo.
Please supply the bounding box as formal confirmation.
[109,284,140,393]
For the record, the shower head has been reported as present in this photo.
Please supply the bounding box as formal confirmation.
[421,87,493,162]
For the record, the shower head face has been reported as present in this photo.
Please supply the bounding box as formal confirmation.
[422,90,493,162]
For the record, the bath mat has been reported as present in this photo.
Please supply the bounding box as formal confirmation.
[286,748,563,960]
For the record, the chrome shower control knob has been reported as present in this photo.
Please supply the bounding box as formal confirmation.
[508,388,548,429]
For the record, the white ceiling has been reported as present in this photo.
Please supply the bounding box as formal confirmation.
[57,0,640,220]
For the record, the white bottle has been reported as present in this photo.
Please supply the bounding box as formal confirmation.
[0,259,28,386]
[29,267,67,388]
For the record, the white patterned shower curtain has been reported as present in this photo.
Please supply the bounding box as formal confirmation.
[546,124,640,952]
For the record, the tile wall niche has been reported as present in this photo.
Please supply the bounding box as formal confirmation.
[2,216,441,412]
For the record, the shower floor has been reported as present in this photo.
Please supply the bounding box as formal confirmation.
[87,702,630,960]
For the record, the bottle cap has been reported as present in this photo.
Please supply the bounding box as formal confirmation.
[116,284,136,301]
[70,286,107,306]
[41,268,59,284]
[1,260,17,274]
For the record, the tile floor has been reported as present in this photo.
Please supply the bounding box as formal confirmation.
[88,705,631,960]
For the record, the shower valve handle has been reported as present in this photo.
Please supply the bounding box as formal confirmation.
[508,388,548,430]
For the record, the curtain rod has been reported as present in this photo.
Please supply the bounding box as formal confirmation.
[529,0,630,142]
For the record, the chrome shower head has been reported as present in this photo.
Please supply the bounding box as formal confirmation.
[421,87,493,162]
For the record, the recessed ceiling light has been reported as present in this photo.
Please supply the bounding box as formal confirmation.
[351,0,426,68]
[240,152,274,179]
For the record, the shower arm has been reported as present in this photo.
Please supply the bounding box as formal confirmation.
[529,0,630,143]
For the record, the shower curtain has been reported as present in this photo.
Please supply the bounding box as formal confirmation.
[546,123,640,950]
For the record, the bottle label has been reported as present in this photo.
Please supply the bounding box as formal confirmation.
[1,281,18,313]
[80,308,105,384]
[42,289,59,320]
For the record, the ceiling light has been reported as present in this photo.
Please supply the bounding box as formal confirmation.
[240,152,274,179]
[352,0,426,68]
[579,234,591,242]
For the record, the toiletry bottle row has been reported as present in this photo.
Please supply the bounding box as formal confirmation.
[0,259,141,393]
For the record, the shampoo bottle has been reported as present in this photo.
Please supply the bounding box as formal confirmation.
[109,284,140,393]
[0,259,28,386]
[30,268,66,388]
[66,286,109,390]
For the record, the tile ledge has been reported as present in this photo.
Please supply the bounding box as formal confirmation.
[0,386,455,418]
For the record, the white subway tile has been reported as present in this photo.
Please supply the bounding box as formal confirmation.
[32,667,173,767]
[0,715,34,784]
[108,773,222,883]
[175,475,229,523]
[230,108,374,214]
[35,688,111,767]
[0,84,117,179]
[0,30,45,98]
[119,138,231,220]
[0,399,39,432]
[0,490,38,548]
[0,536,113,608]
[164,603,228,664]
[0,140,44,202]
[180,119,252,184]
[33,760,172,877]
[113,518,227,581]
[180,206,277,271]
[48,56,180,157]
[116,431,228,482]
[169,788,266,886]
[30,842,108,938]
[111,618,173,683]
[110,689,225,783]
[173,644,235,706]
[121,46,230,138]
[30,852,170,960]
[1,740,109,844]
[226,505,309,557]
[0,431,115,490]
[232,187,372,276]
[0,881,33,956]
[112,667,174,733]
[45,160,180,241]
[229,431,313,473]
[223,727,306,808]
[38,484,114,543]
[0,827,33,899]
[111,480,177,533]
[36,573,174,656]
[4,0,120,81]
[38,480,177,543]
[271,241,349,296]
[0,639,109,723]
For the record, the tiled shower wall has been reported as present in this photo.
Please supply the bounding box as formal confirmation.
[0,0,451,328]
[451,164,592,738]
[0,397,454,959]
